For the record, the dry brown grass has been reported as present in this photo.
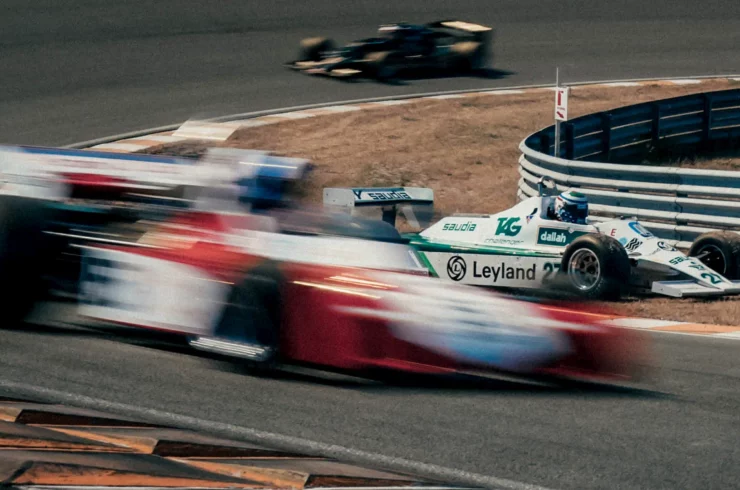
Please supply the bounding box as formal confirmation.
[591,296,740,325]
[146,78,740,325]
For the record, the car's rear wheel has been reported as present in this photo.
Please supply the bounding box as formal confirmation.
[448,41,484,73]
[689,231,740,280]
[560,234,630,299]
[364,51,402,82]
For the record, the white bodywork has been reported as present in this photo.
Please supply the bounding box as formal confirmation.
[78,247,230,335]
[591,219,740,297]
[77,222,577,373]
[78,218,430,333]
[417,196,740,297]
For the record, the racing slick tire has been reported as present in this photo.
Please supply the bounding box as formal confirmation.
[298,37,336,62]
[689,231,740,280]
[448,41,485,72]
[212,259,284,371]
[0,196,58,323]
[364,51,402,82]
[560,234,630,300]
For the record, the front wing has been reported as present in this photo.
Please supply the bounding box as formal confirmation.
[651,280,740,298]
[286,61,363,78]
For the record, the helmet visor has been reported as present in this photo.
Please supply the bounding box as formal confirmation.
[562,202,588,223]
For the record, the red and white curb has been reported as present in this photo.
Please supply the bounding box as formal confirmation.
[83,76,740,337]
[88,77,740,154]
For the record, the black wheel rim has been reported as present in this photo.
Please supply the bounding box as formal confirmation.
[695,244,727,274]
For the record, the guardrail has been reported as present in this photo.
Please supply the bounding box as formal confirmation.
[519,88,740,247]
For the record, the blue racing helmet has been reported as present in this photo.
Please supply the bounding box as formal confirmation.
[554,190,588,224]
[235,154,311,211]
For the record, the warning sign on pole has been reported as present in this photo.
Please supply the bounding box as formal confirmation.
[555,87,570,121]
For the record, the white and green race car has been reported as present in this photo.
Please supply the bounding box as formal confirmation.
[408,199,740,299]
[325,185,740,300]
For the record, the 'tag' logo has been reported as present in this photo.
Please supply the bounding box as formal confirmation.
[447,255,467,281]
[495,217,522,237]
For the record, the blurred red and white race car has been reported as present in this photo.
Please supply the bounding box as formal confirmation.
[75,149,648,383]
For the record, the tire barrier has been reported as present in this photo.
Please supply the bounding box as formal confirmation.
[519,88,740,247]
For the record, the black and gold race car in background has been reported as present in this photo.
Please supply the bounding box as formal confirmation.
[286,20,493,81]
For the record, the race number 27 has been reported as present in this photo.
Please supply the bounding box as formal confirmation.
[543,262,561,283]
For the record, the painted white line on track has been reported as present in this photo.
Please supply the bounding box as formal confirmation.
[599,82,642,87]
[66,74,740,150]
[273,112,316,119]
[232,119,272,127]
[372,100,412,106]
[0,380,555,490]
[135,134,184,143]
[601,318,689,329]
[477,89,526,95]
[425,94,467,99]
[711,331,740,339]
[318,105,363,113]
[91,142,151,151]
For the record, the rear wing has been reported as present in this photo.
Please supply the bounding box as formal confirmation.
[0,144,311,205]
[323,187,434,228]
[426,20,492,40]
[0,145,194,201]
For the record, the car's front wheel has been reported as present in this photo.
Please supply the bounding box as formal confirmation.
[689,231,740,280]
[298,37,336,62]
[560,234,630,300]
[0,196,59,324]
[364,51,402,82]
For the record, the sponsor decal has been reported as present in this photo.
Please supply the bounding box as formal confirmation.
[623,238,642,252]
[525,208,537,224]
[537,227,586,246]
[628,221,654,238]
[484,237,524,246]
[447,255,467,281]
[495,217,522,236]
[543,262,561,283]
[473,261,537,282]
[669,255,726,285]
[352,189,411,201]
[657,241,676,251]
[442,221,477,232]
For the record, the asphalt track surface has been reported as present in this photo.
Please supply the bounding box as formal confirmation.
[3,0,740,146]
[2,1,740,489]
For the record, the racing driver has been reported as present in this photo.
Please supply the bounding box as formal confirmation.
[547,189,589,224]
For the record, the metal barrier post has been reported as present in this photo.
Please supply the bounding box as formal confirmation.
[651,103,661,147]
[564,123,575,160]
[702,94,713,152]
[600,113,612,161]
[539,133,551,154]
